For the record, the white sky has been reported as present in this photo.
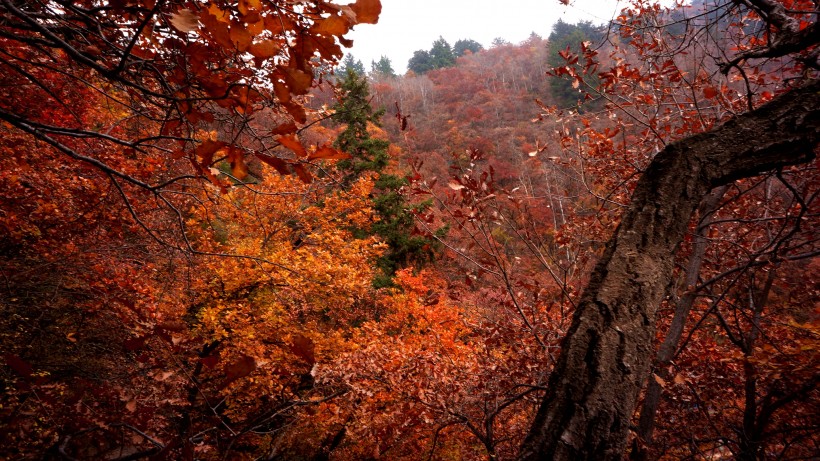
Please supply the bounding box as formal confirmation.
[344,0,628,73]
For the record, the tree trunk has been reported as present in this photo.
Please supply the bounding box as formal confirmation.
[632,185,727,458]
[518,80,819,461]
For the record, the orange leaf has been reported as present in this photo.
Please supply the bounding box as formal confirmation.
[313,15,350,36]
[282,67,313,95]
[249,39,279,59]
[278,134,308,157]
[195,139,227,167]
[208,4,229,22]
[351,0,381,24]
[170,8,199,32]
[308,144,351,160]
[283,100,307,124]
[653,374,667,388]
[228,147,249,180]
[229,24,252,52]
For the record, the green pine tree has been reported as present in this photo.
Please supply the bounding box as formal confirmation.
[371,56,396,78]
[332,69,442,287]
[547,19,605,111]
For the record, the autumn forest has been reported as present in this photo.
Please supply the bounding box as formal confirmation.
[0,0,818,460]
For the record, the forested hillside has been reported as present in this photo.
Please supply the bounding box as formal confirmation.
[1,1,817,460]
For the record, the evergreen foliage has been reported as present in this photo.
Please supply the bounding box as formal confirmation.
[371,55,396,78]
[408,36,483,74]
[332,69,441,287]
[454,38,484,57]
[339,54,366,76]
[429,36,456,69]
[408,49,434,75]
[547,19,605,110]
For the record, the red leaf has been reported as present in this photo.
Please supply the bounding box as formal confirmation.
[292,163,313,183]
[222,354,256,387]
[290,334,315,365]
[255,153,290,175]
[271,121,298,136]
[703,86,719,99]
[157,321,187,332]
[5,353,33,378]
[200,352,220,369]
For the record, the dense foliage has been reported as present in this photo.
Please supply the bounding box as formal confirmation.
[1,0,817,460]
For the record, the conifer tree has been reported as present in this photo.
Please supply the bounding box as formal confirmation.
[332,69,442,287]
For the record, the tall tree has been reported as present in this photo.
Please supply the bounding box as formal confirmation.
[340,53,366,76]
[408,49,435,75]
[371,55,396,78]
[454,38,484,57]
[429,36,456,69]
[332,69,440,286]
[519,0,819,459]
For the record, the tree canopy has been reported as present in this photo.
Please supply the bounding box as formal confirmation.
[408,36,483,74]
[1,0,818,460]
